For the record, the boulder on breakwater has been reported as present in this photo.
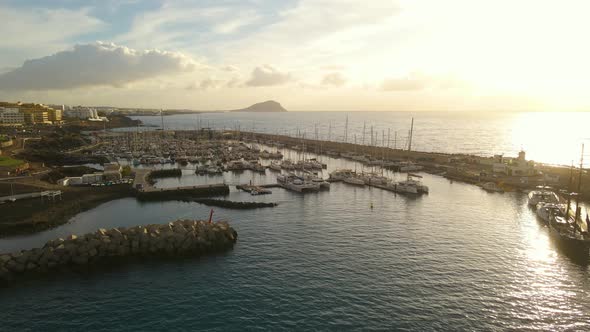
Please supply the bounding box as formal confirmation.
[0,219,237,282]
[192,198,277,209]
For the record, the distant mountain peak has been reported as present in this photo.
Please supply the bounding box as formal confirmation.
[231,100,287,112]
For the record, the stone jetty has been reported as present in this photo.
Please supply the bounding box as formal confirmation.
[0,219,237,282]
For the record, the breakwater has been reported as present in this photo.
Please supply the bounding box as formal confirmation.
[192,198,277,209]
[0,219,237,282]
[136,184,230,200]
[146,168,182,184]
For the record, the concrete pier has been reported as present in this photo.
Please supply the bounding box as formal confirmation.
[133,168,230,199]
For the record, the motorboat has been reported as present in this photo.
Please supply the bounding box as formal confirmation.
[396,173,429,194]
[481,182,504,193]
[528,189,559,206]
[269,161,282,171]
[343,177,365,186]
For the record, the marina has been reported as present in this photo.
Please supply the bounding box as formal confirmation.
[2,123,590,331]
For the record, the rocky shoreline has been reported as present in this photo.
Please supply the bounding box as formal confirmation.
[0,219,237,282]
[192,198,278,209]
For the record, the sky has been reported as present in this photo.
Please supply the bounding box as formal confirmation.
[0,0,589,111]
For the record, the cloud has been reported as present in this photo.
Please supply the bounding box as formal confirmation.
[0,6,104,49]
[221,65,239,72]
[187,77,224,91]
[381,76,426,91]
[212,12,261,34]
[380,73,464,92]
[0,42,199,91]
[245,65,292,87]
[321,72,346,87]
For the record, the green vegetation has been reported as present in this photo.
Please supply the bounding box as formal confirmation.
[28,128,89,151]
[0,156,24,167]
[121,165,132,177]
[41,166,101,183]
[0,135,9,142]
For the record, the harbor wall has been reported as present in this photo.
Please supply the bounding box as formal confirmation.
[136,184,230,200]
[0,219,238,282]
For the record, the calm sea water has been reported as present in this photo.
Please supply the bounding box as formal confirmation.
[1,150,589,331]
[128,111,590,166]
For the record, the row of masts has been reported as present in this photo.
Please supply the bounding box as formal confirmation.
[565,143,585,228]
[155,112,416,152]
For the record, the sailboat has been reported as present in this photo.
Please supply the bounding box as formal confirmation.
[547,144,590,254]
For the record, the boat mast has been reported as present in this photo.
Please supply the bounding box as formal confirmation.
[565,161,574,220]
[408,117,414,152]
[575,144,584,225]
[344,115,348,143]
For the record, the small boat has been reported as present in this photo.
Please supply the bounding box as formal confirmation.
[481,182,504,193]
[344,177,365,186]
[250,187,272,195]
[269,161,282,171]
[195,165,208,175]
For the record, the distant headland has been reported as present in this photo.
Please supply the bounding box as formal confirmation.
[229,100,287,113]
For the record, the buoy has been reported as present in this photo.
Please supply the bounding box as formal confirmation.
[370,202,374,209]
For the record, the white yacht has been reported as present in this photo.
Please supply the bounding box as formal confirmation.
[481,182,504,193]
[278,174,320,193]
[343,176,365,186]
[329,169,354,181]
[527,189,559,206]
[535,202,564,224]
[269,161,282,171]
[396,174,429,194]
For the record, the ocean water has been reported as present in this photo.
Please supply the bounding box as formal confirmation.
[128,111,590,167]
[1,151,590,330]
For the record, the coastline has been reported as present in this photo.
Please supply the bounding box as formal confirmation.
[0,186,134,237]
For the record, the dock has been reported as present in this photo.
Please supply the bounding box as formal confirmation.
[133,168,229,199]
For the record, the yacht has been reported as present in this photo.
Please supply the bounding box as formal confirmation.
[527,189,559,206]
[343,176,365,186]
[481,182,504,193]
[535,203,564,224]
[396,174,429,194]
[269,161,282,171]
[548,214,590,252]
[329,169,354,181]
[545,146,590,254]
[305,175,331,190]
[278,174,320,193]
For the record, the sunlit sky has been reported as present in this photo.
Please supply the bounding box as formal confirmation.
[1,0,589,111]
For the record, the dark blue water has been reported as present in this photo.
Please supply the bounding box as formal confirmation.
[2,154,590,330]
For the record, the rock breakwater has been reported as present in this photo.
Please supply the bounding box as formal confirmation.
[0,219,237,282]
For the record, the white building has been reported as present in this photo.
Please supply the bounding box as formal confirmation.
[65,106,99,120]
[492,150,536,176]
[0,107,24,125]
